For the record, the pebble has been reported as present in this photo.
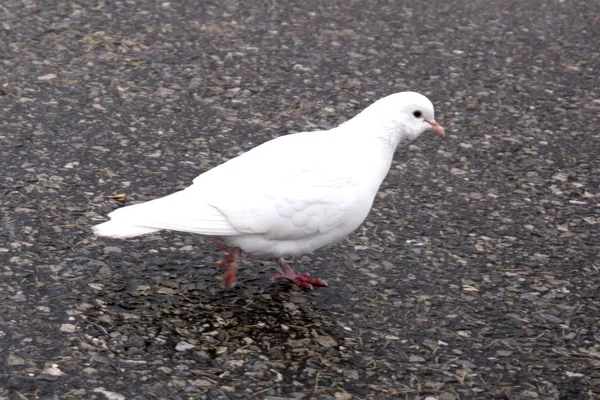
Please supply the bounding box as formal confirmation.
[103,246,122,253]
[314,335,338,348]
[60,324,77,333]
[175,341,195,351]
[42,366,65,376]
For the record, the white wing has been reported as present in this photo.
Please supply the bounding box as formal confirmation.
[207,172,357,240]
[96,129,363,240]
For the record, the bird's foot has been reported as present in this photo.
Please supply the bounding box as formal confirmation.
[272,258,328,290]
[217,244,241,288]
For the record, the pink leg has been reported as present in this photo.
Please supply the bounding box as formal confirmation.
[272,258,328,290]
[217,244,241,288]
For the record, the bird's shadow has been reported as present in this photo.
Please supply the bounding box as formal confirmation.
[79,262,347,359]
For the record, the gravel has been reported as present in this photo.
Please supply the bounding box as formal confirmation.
[1,0,599,399]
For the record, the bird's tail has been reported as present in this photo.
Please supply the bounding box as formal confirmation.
[92,188,238,239]
[92,220,161,238]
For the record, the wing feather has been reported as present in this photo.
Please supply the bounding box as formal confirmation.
[98,128,365,241]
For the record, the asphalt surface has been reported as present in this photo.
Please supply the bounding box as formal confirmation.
[1,0,599,399]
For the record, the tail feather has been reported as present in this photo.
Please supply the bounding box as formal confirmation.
[92,189,240,239]
[92,220,161,238]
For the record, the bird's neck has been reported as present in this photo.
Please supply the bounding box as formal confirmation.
[341,114,409,152]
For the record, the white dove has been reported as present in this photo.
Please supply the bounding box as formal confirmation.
[93,91,445,289]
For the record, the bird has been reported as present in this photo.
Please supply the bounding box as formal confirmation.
[93,91,445,289]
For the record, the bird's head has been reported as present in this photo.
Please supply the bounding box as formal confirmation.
[391,91,445,139]
[345,91,445,147]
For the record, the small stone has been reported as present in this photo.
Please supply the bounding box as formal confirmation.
[92,387,125,400]
[60,324,77,333]
[158,287,176,295]
[451,168,467,175]
[423,338,439,350]
[189,379,213,387]
[170,379,186,388]
[439,393,458,400]
[252,361,268,371]
[519,390,540,399]
[38,73,57,80]
[335,392,352,400]
[288,295,307,304]
[425,380,445,390]
[10,293,26,302]
[156,88,174,97]
[343,369,359,380]
[314,335,338,348]
[42,366,64,376]
[76,303,95,311]
[103,246,122,253]
[175,341,195,351]
[455,359,476,369]
[226,359,244,368]
[537,313,563,324]
[147,150,162,158]
[496,350,514,357]
[7,354,26,366]
[552,172,568,182]
[565,371,584,378]
[88,283,104,290]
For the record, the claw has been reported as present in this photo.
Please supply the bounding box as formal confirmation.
[272,258,328,290]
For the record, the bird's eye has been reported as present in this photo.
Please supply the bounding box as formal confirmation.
[413,110,422,118]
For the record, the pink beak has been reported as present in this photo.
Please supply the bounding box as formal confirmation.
[428,120,445,136]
